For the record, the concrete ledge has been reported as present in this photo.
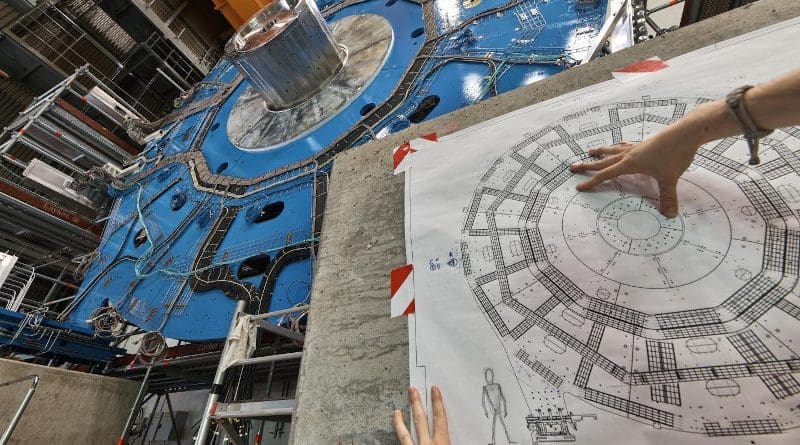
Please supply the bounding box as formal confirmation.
[291,1,800,443]
[0,358,140,444]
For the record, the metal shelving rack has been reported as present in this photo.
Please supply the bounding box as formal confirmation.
[0,65,144,315]
[1,0,204,121]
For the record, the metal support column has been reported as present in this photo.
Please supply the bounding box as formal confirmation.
[138,394,162,445]
[165,393,183,445]
[118,366,152,445]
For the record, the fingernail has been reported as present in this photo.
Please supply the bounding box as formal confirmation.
[432,385,440,396]
[409,386,417,398]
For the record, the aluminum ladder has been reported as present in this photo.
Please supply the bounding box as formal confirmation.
[194,302,308,445]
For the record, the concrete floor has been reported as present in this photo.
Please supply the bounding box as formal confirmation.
[291,1,800,443]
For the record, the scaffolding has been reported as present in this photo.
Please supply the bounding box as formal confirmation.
[128,0,226,74]
[1,0,205,121]
[0,259,35,312]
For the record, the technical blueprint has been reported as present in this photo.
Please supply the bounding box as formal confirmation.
[404,18,800,444]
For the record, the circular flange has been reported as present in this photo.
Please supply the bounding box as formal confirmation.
[227,14,393,150]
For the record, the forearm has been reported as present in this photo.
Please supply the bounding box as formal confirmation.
[663,100,739,149]
[746,68,800,130]
[572,69,800,217]
[653,68,800,153]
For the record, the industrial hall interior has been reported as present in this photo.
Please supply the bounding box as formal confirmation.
[2,0,800,444]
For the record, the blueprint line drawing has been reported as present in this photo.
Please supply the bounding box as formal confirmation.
[482,367,517,445]
[461,96,800,438]
[406,17,800,445]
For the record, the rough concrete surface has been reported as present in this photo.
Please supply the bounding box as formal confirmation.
[291,133,409,444]
[291,1,800,443]
[0,358,140,444]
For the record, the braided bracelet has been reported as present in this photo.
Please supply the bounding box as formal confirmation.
[725,85,773,165]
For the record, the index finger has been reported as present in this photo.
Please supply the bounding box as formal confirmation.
[409,386,432,442]
[575,161,630,191]
[431,386,450,442]
[570,153,622,173]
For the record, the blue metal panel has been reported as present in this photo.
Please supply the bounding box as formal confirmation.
[28,0,611,353]
[0,308,123,363]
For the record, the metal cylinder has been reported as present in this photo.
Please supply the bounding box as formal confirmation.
[225,0,345,111]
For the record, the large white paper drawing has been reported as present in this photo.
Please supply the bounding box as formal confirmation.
[404,18,800,445]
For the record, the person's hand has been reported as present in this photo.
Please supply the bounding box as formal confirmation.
[393,386,451,445]
[570,70,800,217]
[569,135,699,218]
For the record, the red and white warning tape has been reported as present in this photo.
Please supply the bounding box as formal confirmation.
[393,133,439,174]
[611,57,669,83]
[390,264,415,317]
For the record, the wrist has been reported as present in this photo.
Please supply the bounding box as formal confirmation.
[667,100,739,151]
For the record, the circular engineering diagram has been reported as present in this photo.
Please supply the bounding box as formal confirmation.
[461,97,800,438]
[564,178,730,289]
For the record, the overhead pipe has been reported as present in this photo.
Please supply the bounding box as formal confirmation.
[34,272,78,290]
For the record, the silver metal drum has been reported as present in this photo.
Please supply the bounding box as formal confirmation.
[227,14,394,150]
[226,0,346,111]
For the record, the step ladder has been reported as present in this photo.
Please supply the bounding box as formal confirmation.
[194,302,308,445]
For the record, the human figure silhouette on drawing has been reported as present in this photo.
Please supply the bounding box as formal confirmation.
[482,368,515,445]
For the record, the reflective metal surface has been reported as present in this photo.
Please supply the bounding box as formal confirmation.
[226,0,346,110]
[227,14,393,149]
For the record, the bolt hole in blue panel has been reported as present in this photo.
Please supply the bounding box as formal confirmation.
[171,192,187,211]
[360,102,376,116]
[385,0,397,6]
[411,27,424,38]
[180,126,194,142]
[409,95,440,123]
[165,115,208,155]
[133,228,148,247]
[157,167,173,182]
[216,162,229,173]
[238,254,271,279]
[249,201,285,223]
[210,122,221,131]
